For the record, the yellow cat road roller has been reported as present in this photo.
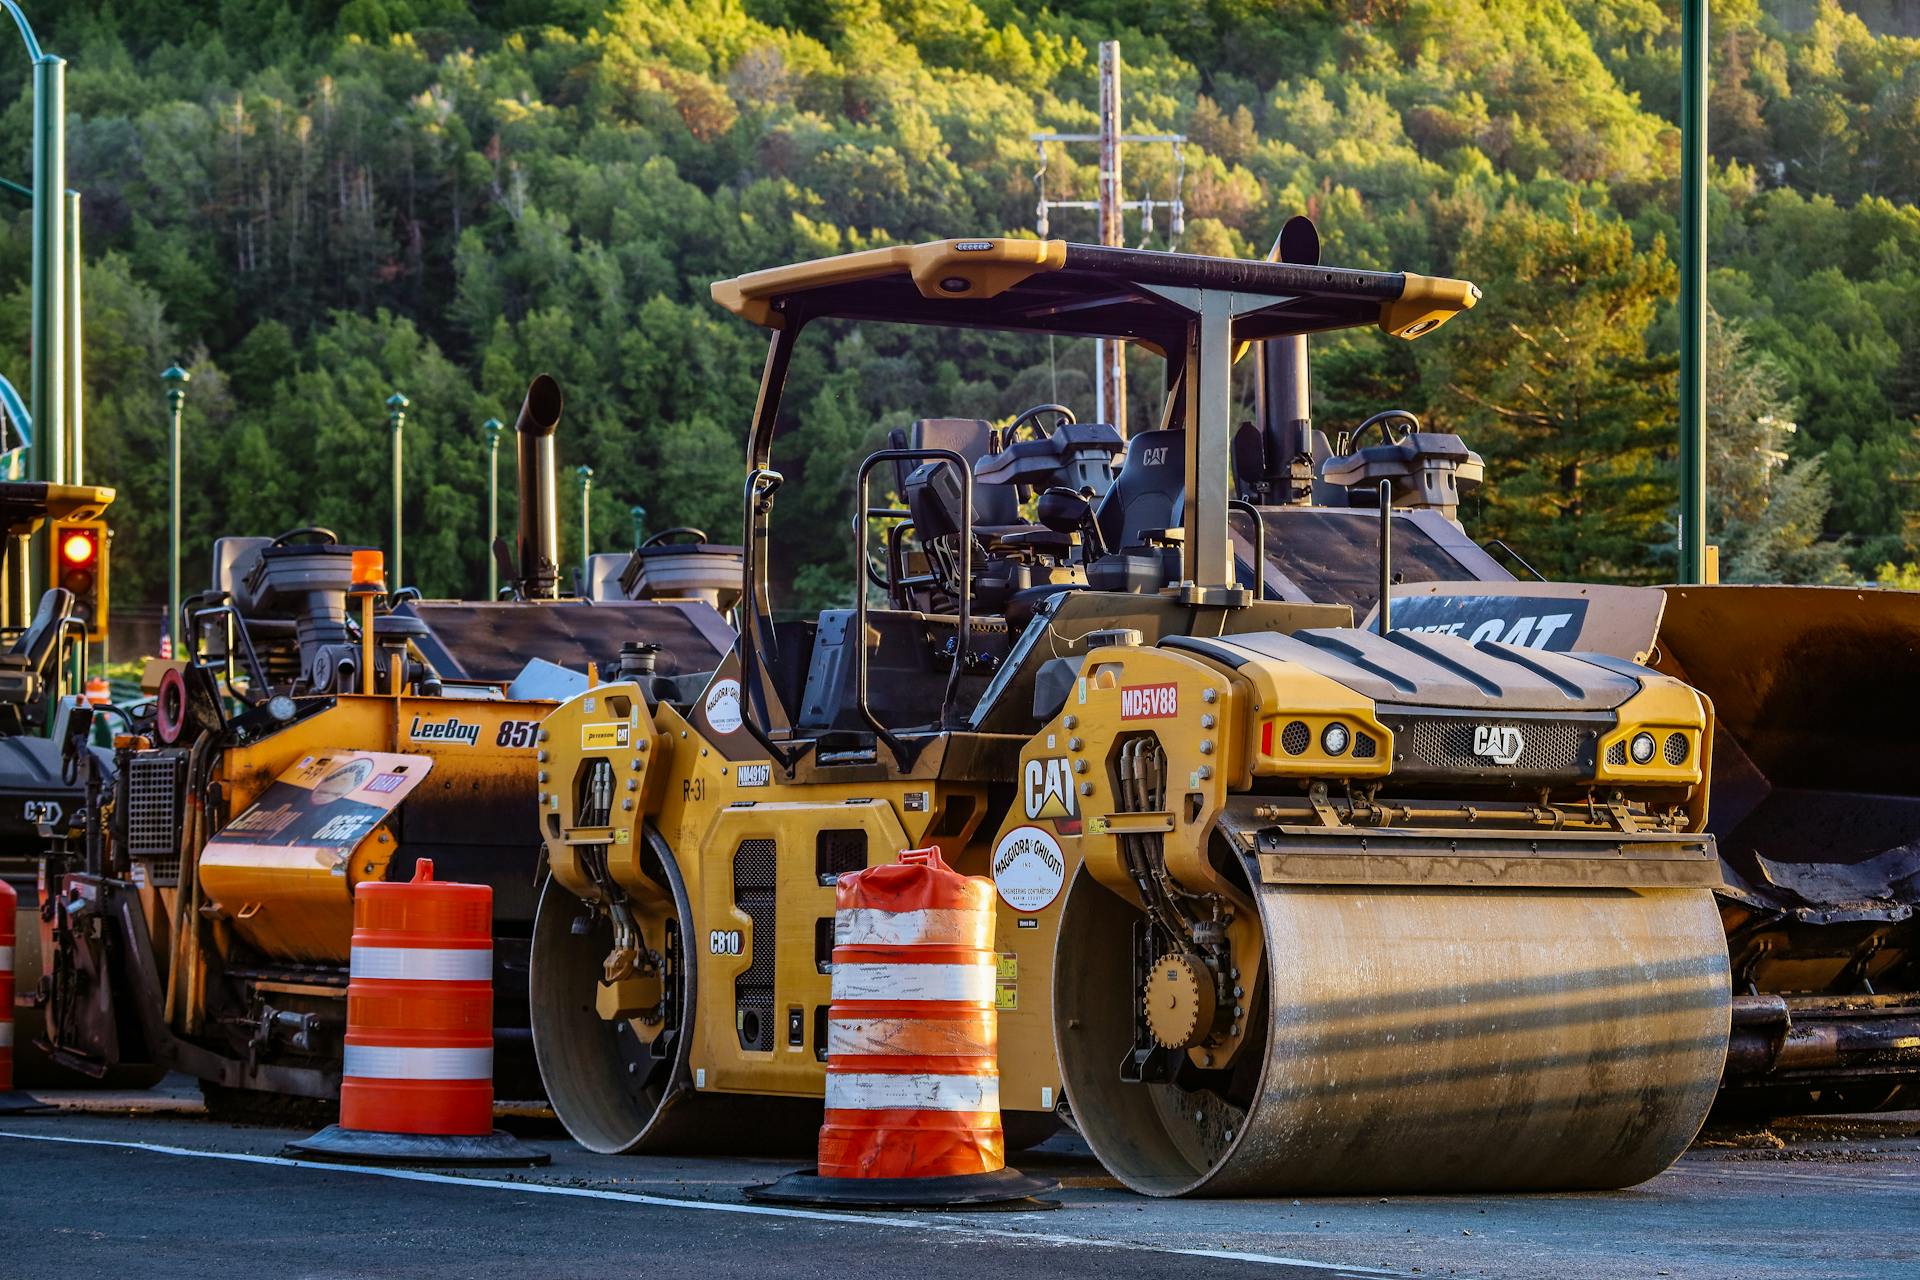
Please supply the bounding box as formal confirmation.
[1224,215,1920,1121]
[36,378,740,1116]
[532,238,1730,1195]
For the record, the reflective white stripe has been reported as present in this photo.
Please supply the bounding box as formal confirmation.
[834,908,992,949]
[825,1071,998,1112]
[0,944,13,970]
[0,1022,11,1047]
[349,946,491,982]
[342,1044,492,1081]
[828,1017,993,1059]
[830,962,994,1004]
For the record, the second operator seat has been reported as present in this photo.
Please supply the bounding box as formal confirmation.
[888,418,1021,527]
[0,586,74,709]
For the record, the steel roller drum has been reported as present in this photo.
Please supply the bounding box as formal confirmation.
[1055,871,1731,1196]
[530,865,818,1156]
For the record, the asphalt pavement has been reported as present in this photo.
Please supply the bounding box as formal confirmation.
[0,1079,1915,1279]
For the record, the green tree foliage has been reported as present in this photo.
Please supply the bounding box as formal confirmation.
[4,0,1917,610]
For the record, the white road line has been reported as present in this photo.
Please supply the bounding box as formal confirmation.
[1668,1164,1916,1192]
[0,1130,1401,1276]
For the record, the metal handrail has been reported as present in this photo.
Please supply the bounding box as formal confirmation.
[1227,499,1267,601]
[854,448,972,771]
[735,466,805,771]
[182,594,269,703]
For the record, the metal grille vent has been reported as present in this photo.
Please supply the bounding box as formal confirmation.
[1353,731,1377,759]
[1664,732,1689,765]
[1280,721,1310,756]
[733,838,778,1051]
[1606,740,1627,766]
[815,828,867,886]
[1394,715,1589,777]
[125,752,188,884]
[576,759,614,827]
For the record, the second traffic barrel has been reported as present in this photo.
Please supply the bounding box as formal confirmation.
[341,858,494,1135]
[747,847,1055,1208]
[284,860,546,1166]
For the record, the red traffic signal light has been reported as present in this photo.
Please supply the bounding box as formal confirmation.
[49,518,109,642]
[60,528,98,569]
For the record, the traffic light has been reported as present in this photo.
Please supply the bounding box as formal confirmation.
[50,518,109,641]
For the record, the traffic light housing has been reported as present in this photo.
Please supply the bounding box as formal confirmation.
[50,518,108,641]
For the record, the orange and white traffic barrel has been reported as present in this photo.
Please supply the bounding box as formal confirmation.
[0,876,41,1114]
[0,877,14,1091]
[285,860,546,1166]
[748,847,1055,1208]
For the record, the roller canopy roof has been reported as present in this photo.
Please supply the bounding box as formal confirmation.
[710,238,1479,344]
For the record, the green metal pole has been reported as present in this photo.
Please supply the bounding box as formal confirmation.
[484,417,502,599]
[387,392,409,589]
[1679,0,1708,584]
[162,365,189,654]
[29,53,62,492]
[64,188,80,485]
[629,504,647,549]
[576,464,593,592]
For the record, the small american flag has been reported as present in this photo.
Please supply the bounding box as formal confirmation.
[158,611,172,660]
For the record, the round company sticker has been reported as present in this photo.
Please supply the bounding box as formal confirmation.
[992,824,1066,913]
[705,678,743,735]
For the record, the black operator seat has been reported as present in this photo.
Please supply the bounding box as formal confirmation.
[888,418,1021,526]
[0,587,74,705]
[1094,428,1186,551]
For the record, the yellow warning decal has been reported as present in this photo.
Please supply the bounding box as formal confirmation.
[996,952,1018,981]
[995,985,1018,1011]
[581,722,632,750]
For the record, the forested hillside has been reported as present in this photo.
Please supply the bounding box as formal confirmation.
[1,0,1914,608]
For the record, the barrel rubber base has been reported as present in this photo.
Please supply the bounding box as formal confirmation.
[0,1090,54,1115]
[284,1124,551,1167]
[745,1166,1059,1210]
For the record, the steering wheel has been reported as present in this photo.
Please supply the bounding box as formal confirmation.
[1338,410,1421,457]
[270,526,339,547]
[1003,403,1076,446]
[640,527,708,548]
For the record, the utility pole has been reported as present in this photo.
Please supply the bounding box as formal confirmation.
[387,392,408,589]
[1032,39,1185,436]
[1096,41,1125,433]
[1678,0,1708,584]
[483,417,502,599]
[161,365,189,653]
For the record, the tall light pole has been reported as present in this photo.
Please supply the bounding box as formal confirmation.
[387,392,408,589]
[576,464,593,593]
[0,4,69,609]
[64,188,80,484]
[483,417,502,599]
[1678,0,1708,583]
[161,364,189,652]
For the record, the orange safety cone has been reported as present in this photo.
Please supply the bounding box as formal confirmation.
[285,860,547,1166]
[83,677,110,707]
[0,878,48,1114]
[748,847,1056,1208]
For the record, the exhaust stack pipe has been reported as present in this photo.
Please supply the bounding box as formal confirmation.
[514,374,564,599]
[1255,216,1320,504]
